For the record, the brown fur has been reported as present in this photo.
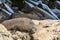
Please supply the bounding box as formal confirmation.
[1,18,36,32]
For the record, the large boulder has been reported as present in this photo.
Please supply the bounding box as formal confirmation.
[32,19,60,40]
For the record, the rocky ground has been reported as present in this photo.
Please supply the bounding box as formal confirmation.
[0,0,60,40]
[0,17,60,40]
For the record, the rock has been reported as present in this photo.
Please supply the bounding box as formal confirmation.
[32,19,60,40]
[0,24,7,32]
[0,24,11,34]
[0,34,13,40]
[12,31,31,40]
[32,19,60,29]
[1,19,60,40]
[12,13,40,20]
[0,24,31,40]
[32,28,60,40]
[1,18,37,32]
[32,29,52,40]
[0,24,13,40]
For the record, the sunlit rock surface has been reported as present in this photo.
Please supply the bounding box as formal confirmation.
[0,19,60,40]
[32,19,60,40]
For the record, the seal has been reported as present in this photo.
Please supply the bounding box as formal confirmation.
[1,18,36,32]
